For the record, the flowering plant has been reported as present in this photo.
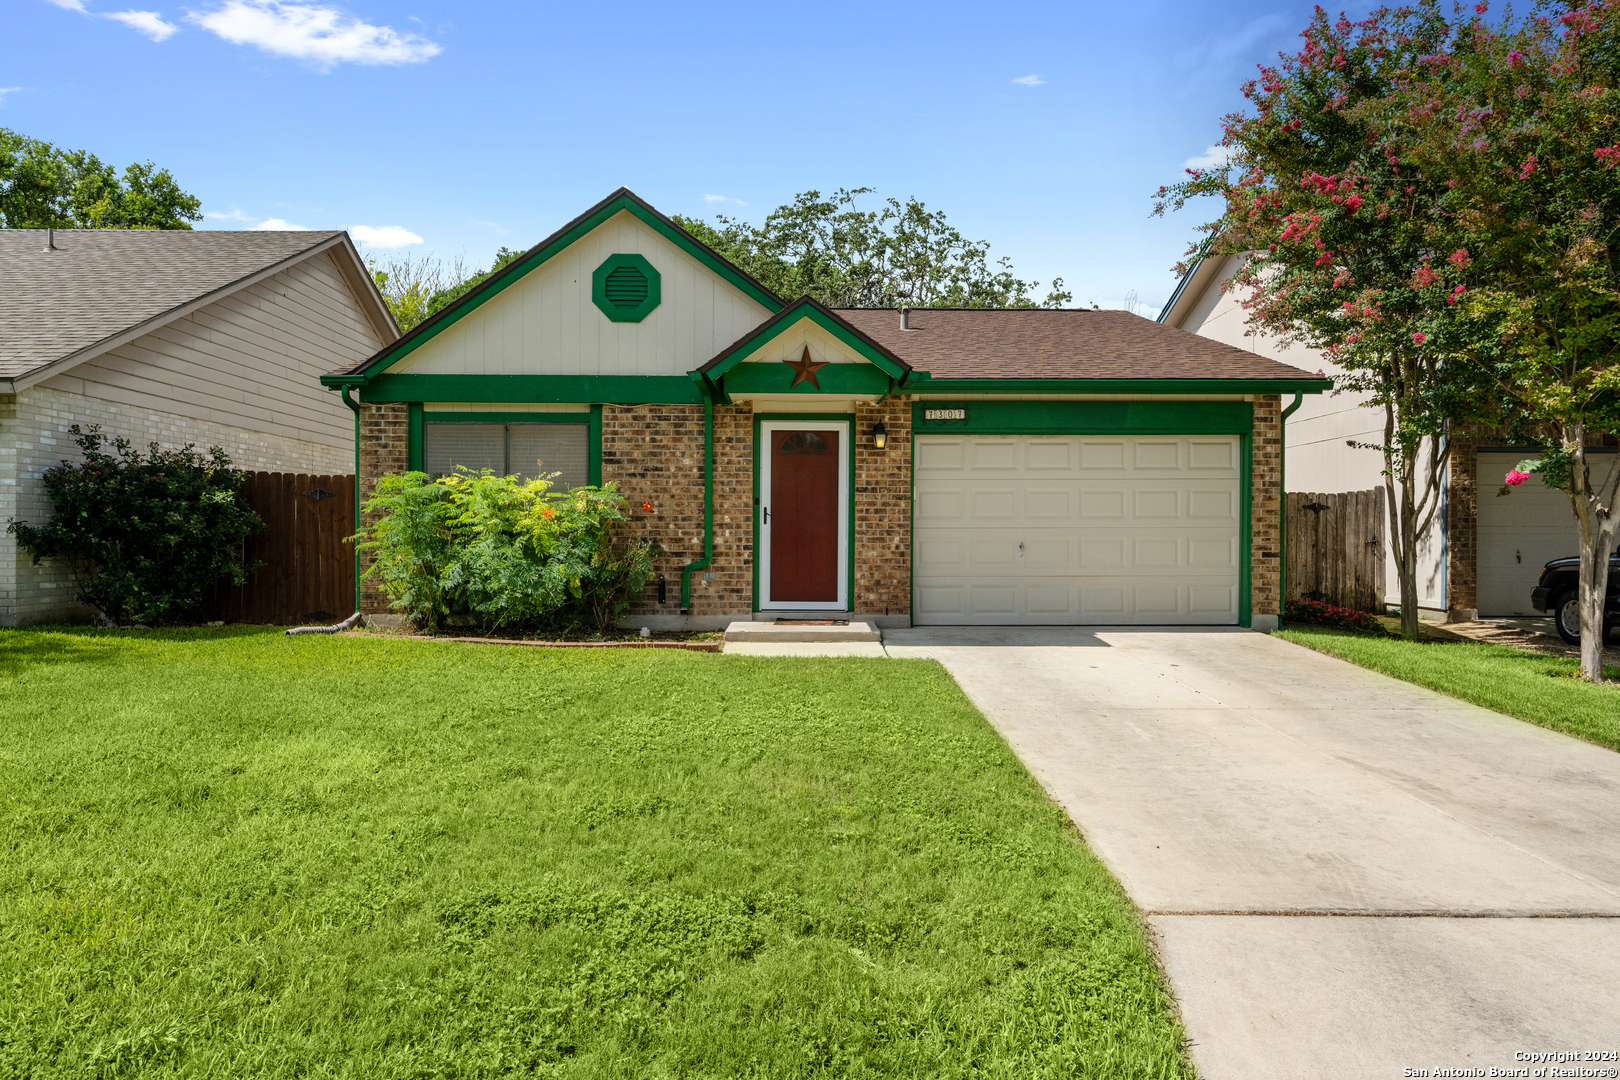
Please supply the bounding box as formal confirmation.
[1282,598,1386,634]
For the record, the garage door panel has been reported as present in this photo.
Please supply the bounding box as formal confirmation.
[1476,451,1587,615]
[915,434,1241,626]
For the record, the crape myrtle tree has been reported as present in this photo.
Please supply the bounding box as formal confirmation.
[1383,1,1620,680]
[1155,2,1494,640]
[675,188,1072,309]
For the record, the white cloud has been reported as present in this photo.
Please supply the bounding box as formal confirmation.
[188,1,441,67]
[204,207,259,222]
[703,194,746,206]
[1184,144,1234,170]
[0,87,24,104]
[44,0,89,11]
[471,219,508,234]
[106,10,178,40]
[350,224,422,247]
[1011,74,1044,87]
[252,217,310,230]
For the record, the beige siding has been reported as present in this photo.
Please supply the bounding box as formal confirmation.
[37,250,378,451]
[391,209,773,377]
[1175,255,1445,609]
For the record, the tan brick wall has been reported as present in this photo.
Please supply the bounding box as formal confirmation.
[854,397,911,616]
[1446,425,1479,617]
[358,402,408,614]
[601,403,754,618]
[1252,394,1283,618]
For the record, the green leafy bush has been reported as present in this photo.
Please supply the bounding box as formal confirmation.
[6,425,262,624]
[355,470,660,633]
[1282,598,1385,634]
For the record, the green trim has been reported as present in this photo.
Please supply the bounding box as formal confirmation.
[724,363,892,397]
[1240,431,1253,628]
[1278,392,1306,608]
[706,302,910,382]
[912,399,1254,434]
[326,191,783,385]
[591,253,662,323]
[912,378,1333,395]
[752,414,856,613]
[422,411,593,423]
[588,405,603,487]
[340,388,362,614]
[406,402,424,472]
[360,374,704,405]
[679,392,715,613]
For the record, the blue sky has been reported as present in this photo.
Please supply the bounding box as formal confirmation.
[5,0,1336,312]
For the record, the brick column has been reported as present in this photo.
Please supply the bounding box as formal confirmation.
[1446,425,1479,621]
[854,397,911,623]
[357,402,408,615]
[1251,394,1283,628]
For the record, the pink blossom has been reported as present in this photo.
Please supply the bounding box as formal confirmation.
[1344,192,1364,213]
[1505,469,1530,486]
[1519,155,1538,178]
[1507,49,1523,65]
[1449,248,1471,269]
[1412,331,1427,345]
[1595,146,1620,169]
[1447,285,1467,305]
[1413,262,1440,287]
[1475,2,1488,12]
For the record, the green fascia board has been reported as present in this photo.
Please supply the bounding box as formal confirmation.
[359,374,706,404]
[911,377,1333,395]
[912,399,1255,434]
[326,190,784,386]
[705,301,910,382]
[723,363,892,397]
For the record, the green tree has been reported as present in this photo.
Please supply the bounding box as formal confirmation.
[1154,3,1494,640]
[674,188,1070,308]
[1387,1,1620,679]
[369,247,524,332]
[0,128,201,229]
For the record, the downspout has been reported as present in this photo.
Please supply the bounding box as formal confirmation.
[1278,392,1305,613]
[341,387,362,614]
[679,385,715,615]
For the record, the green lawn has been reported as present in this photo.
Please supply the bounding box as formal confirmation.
[0,628,1188,1078]
[1277,626,1620,751]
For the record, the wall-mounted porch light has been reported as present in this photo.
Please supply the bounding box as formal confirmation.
[872,421,889,450]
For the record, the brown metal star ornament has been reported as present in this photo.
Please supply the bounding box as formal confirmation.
[783,345,829,389]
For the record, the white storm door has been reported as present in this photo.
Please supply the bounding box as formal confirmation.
[758,420,850,610]
[913,435,1243,625]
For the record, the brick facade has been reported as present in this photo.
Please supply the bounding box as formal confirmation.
[357,402,408,614]
[1446,425,1480,619]
[854,397,912,617]
[1251,394,1283,622]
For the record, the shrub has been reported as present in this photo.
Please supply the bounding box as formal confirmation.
[6,425,263,624]
[1282,598,1385,634]
[355,469,659,633]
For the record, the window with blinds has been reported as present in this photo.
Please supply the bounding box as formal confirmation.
[422,422,590,489]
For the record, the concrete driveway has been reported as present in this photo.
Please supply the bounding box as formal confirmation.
[882,627,1620,1080]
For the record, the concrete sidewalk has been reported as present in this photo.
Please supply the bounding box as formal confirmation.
[882,626,1620,1079]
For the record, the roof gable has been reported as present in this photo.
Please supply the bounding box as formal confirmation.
[328,189,785,385]
[0,228,391,390]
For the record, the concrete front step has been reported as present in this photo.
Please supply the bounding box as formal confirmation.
[723,620,881,643]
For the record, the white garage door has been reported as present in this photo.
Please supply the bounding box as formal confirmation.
[914,435,1243,625]
[1477,450,1584,616]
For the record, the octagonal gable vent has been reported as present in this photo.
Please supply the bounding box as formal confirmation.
[591,253,662,322]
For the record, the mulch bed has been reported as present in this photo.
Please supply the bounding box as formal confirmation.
[340,631,722,652]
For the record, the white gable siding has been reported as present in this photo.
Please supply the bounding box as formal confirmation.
[390,210,773,378]
[733,316,869,367]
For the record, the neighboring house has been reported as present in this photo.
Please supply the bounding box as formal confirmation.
[1158,252,1590,621]
[324,189,1329,630]
[1,228,398,625]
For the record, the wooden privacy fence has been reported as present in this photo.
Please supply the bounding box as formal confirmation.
[1285,488,1387,613]
[215,473,355,625]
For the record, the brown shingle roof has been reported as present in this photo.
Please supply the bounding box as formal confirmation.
[0,228,344,383]
[833,307,1323,381]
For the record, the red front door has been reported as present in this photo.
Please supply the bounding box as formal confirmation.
[769,428,840,603]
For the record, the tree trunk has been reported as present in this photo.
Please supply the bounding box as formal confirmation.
[1564,425,1619,683]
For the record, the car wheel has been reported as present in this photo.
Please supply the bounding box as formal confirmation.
[1553,591,1582,646]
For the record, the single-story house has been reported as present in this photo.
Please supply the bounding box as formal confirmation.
[1,228,398,625]
[1159,251,1608,621]
[324,189,1329,630]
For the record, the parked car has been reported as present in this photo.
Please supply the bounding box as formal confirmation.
[1530,555,1620,645]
